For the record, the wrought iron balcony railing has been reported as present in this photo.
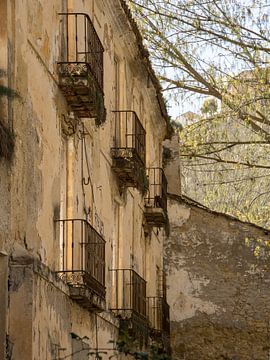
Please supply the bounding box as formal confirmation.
[111,111,146,166]
[147,297,170,336]
[111,111,146,189]
[58,13,105,122]
[58,12,103,90]
[158,269,168,300]
[144,168,168,226]
[110,268,147,320]
[110,268,149,346]
[55,219,106,311]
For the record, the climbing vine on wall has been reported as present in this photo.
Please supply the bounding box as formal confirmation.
[0,69,17,160]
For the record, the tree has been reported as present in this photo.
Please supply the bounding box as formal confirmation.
[200,98,218,116]
[179,101,270,228]
[128,0,270,228]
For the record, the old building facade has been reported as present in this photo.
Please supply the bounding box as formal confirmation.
[165,194,270,360]
[161,139,270,359]
[0,1,172,359]
[161,137,270,360]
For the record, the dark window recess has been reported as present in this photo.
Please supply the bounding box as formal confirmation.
[144,168,168,227]
[58,13,106,124]
[55,219,106,312]
[110,269,148,346]
[111,111,146,192]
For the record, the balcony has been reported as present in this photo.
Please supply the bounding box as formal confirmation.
[58,13,106,124]
[147,297,171,352]
[144,168,168,227]
[55,219,106,311]
[147,297,170,336]
[111,111,146,192]
[110,269,148,345]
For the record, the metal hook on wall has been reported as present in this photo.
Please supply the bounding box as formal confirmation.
[82,176,90,186]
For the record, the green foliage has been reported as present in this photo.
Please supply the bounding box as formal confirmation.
[170,120,182,131]
[114,330,172,360]
[142,169,150,195]
[179,108,270,228]
[200,98,218,116]
[162,146,173,168]
[245,236,270,260]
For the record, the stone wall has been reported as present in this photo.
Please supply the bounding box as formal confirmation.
[165,194,270,360]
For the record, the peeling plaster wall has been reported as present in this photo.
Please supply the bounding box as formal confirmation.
[8,260,119,360]
[8,0,65,265]
[0,0,13,256]
[3,0,166,272]
[1,0,169,358]
[165,195,270,360]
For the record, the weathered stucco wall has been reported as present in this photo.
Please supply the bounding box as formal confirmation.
[1,0,170,358]
[165,194,270,360]
[8,257,119,360]
[4,0,167,276]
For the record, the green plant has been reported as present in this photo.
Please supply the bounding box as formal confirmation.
[141,168,149,195]
[114,330,172,360]
[162,147,173,168]
[170,120,182,132]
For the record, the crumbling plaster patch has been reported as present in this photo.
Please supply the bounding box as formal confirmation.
[168,269,219,322]
[166,196,270,360]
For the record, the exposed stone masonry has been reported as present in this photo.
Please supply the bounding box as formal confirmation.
[165,194,270,360]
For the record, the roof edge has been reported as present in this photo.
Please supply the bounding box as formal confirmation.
[168,193,270,234]
[119,0,173,139]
